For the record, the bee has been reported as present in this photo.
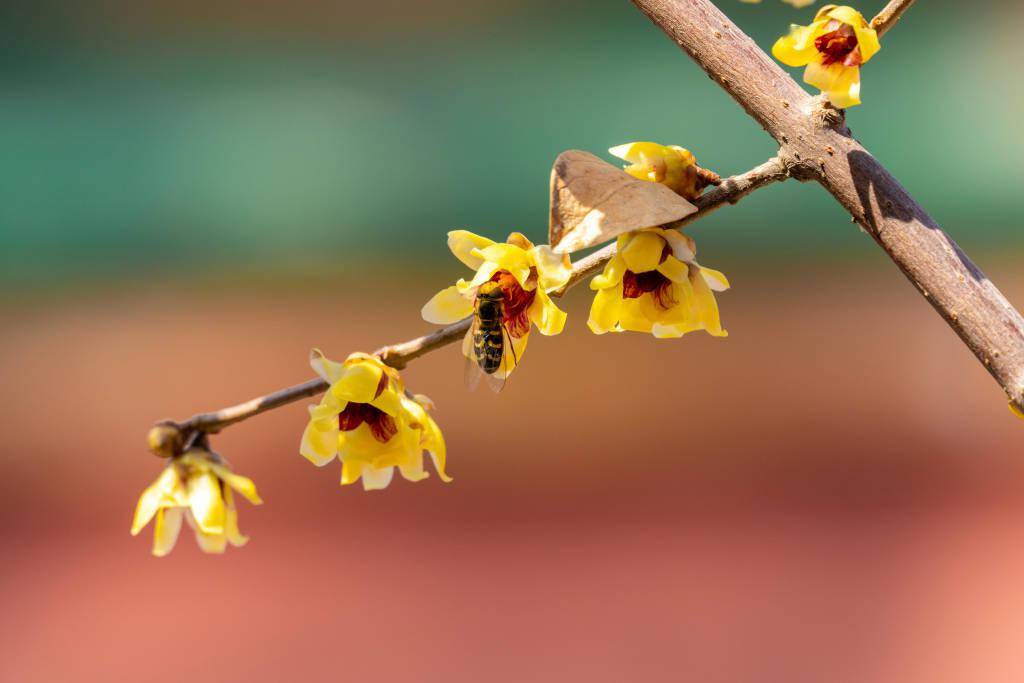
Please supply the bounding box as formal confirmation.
[465,280,520,392]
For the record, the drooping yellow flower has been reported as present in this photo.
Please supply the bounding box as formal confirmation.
[131,449,262,556]
[421,231,573,379]
[588,228,729,338]
[772,4,880,109]
[609,142,709,202]
[300,350,450,490]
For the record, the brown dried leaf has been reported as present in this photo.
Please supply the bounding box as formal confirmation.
[548,150,698,253]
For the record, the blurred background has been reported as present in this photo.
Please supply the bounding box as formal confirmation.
[3,0,1024,680]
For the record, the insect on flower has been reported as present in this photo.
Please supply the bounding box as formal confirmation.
[422,230,573,391]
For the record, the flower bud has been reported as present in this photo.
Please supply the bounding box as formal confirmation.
[147,424,183,458]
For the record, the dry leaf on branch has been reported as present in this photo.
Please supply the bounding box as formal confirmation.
[548,150,698,254]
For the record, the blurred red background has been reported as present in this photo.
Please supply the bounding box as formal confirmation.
[4,258,1024,682]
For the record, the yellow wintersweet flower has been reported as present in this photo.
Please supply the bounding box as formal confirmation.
[300,350,450,490]
[772,4,880,109]
[588,228,729,338]
[131,450,262,557]
[609,142,709,202]
[421,231,573,379]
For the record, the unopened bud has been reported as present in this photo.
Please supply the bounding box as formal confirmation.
[147,424,183,458]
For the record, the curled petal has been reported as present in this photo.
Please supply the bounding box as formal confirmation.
[472,244,532,287]
[448,230,495,270]
[422,285,473,325]
[591,254,628,291]
[588,286,623,335]
[620,231,667,274]
[310,349,346,384]
[222,487,249,547]
[131,466,182,535]
[360,465,395,491]
[208,463,263,505]
[187,472,226,535]
[152,508,183,557]
[699,265,731,292]
[464,262,502,290]
[804,61,861,109]
[330,361,383,403]
[660,229,696,262]
[657,255,690,283]
[528,288,567,336]
[531,245,573,291]
[506,232,535,250]
[690,268,727,337]
[772,21,828,67]
[301,418,340,466]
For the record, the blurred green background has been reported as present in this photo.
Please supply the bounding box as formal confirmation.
[2,0,1018,289]
[5,2,1024,682]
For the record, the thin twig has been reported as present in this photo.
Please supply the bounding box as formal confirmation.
[163,156,789,441]
[632,0,1024,412]
[871,0,917,37]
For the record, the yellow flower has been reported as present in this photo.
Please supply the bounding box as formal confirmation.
[772,4,880,108]
[588,228,729,338]
[421,231,573,379]
[299,350,450,490]
[609,142,708,202]
[131,450,262,557]
[774,4,880,108]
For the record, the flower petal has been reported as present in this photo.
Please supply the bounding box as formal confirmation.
[620,231,666,274]
[657,255,690,283]
[360,465,395,491]
[131,467,182,535]
[310,349,345,384]
[152,508,183,557]
[804,61,861,109]
[422,285,474,325]
[531,245,573,291]
[591,254,627,291]
[330,360,383,403]
[448,230,495,270]
[660,229,696,262]
[528,288,567,336]
[772,20,828,67]
[699,265,731,292]
[473,244,532,287]
[187,472,226,535]
[588,286,623,335]
[208,463,263,505]
[223,488,249,548]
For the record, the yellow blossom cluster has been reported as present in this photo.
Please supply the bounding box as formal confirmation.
[132,3,893,557]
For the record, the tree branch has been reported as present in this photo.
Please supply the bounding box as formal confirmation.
[871,0,917,37]
[159,156,789,444]
[631,0,1024,411]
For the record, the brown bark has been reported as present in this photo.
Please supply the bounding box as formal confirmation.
[631,0,1024,409]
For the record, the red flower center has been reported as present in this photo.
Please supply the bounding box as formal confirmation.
[489,270,536,338]
[621,245,676,311]
[815,22,862,68]
[336,371,396,444]
[338,403,398,443]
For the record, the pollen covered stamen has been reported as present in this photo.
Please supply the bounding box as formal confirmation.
[338,402,398,444]
[815,21,862,67]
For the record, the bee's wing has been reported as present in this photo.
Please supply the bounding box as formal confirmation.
[463,317,485,392]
